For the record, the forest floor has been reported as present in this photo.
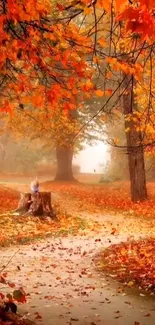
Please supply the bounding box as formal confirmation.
[0,178,155,325]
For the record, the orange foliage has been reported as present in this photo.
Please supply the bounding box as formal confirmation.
[117,0,155,39]
[0,0,154,113]
[0,0,95,114]
[95,0,155,40]
[1,0,153,115]
[1,0,155,148]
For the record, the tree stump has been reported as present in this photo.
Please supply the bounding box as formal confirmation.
[15,192,56,219]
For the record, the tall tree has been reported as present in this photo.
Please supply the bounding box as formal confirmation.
[6,92,104,181]
[59,0,154,201]
[1,0,155,196]
[55,146,74,181]
[5,106,81,180]
[123,76,147,201]
[0,0,99,180]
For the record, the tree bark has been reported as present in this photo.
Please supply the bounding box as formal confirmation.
[16,192,32,214]
[55,146,75,181]
[123,76,147,202]
[15,192,56,218]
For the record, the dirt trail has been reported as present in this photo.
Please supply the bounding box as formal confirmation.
[0,181,155,325]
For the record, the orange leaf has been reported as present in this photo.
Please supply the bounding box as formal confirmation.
[57,3,64,11]
[115,0,128,12]
[98,37,105,47]
[8,282,16,288]
[95,89,104,97]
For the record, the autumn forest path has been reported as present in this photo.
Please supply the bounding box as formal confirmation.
[0,180,155,325]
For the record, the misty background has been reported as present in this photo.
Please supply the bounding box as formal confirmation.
[0,127,154,183]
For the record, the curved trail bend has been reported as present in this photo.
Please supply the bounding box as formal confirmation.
[0,181,155,325]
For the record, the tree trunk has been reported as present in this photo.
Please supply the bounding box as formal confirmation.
[55,146,75,181]
[123,76,147,202]
[14,192,57,218]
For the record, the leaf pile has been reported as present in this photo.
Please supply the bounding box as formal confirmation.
[96,238,155,294]
[0,186,92,247]
[45,181,155,218]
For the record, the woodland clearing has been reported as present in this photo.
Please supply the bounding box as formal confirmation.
[1,0,155,324]
[0,178,155,325]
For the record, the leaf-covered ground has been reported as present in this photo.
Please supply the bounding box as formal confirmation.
[1,181,155,297]
[0,186,18,212]
[1,227,155,325]
[44,181,155,218]
[95,238,155,295]
[0,181,155,324]
[43,182,155,296]
[0,186,100,247]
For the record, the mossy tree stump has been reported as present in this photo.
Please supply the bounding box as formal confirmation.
[15,192,56,219]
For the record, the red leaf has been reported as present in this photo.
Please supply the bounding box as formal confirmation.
[35,313,42,320]
[57,3,64,11]
[0,292,5,299]
[8,282,16,288]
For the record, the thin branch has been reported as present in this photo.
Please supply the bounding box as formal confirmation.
[73,75,131,139]
[0,249,20,274]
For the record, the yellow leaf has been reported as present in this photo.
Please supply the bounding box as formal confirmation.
[125,127,130,132]
[127,281,134,287]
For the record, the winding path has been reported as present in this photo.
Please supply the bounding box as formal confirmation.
[0,181,155,325]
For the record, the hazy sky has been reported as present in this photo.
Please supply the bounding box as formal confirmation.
[74,142,109,173]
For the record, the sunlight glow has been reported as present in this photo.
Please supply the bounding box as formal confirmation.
[73,142,109,173]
